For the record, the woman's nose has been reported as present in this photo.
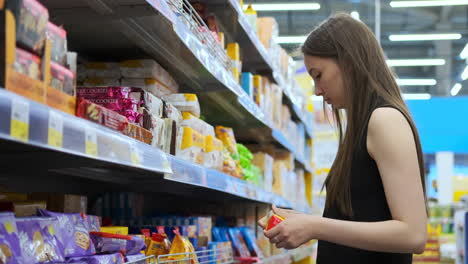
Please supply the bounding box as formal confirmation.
[315,86,323,96]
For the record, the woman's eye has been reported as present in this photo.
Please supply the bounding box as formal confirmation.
[315,73,321,80]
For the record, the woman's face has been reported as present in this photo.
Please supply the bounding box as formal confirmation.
[304,55,346,108]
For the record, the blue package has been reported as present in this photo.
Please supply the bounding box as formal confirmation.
[196,246,209,263]
[239,227,263,258]
[125,253,146,263]
[227,228,251,258]
[241,72,253,96]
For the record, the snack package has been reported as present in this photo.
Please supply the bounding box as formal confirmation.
[83,78,120,87]
[258,210,284,231]
[86,215,101,232]
[252,75,263,106]
[12,0,49,53]
[222,148,238,178]
[215,126,239,160]
[181,112,214,137]
[204,135,223,170]
[46,22,67,65]
[166,232,198,263]
[252,153,274,192]
[227,228,250,258]
[145,233,170,257]
[67,253,125,264]
[239,227,263,258]
[163,94,200,118]
[241,73,253,97]
[16,217,65,263]
[122,123,153,145]
[142,111,165,148]
[84,62,121,78]
[121,78,175,98]
[163,102,182,126]
[50,61,75,95]
[176,126,205,164]
[90,232,146,256]
[13,47,42,80]
[37,209,95,257]
[160,119,177,155]
[0,213,22,264]
[100,226,129,235]
[76,98,129,132]
[120,60,178,92]
[125,253,147,263]
[130,88,164,117]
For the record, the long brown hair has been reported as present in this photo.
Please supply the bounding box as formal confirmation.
[302,13,426,217]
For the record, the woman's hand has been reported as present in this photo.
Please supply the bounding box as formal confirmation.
[264,205,320,249]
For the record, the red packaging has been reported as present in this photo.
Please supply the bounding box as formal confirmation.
[50,61,75,95]
[47,22,68,65]
[13,47,42,80]
[76,98,129,132]
[265,214,284,231]
[14,0,49,54]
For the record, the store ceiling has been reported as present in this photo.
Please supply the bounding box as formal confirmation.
[247,0,468,96]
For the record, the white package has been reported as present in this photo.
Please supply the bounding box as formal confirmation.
[181,112,214,137]
[163,93,200,117]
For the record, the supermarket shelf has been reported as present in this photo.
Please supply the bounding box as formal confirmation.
[125,255,157,264]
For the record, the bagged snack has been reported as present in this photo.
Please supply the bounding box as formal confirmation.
[221,148,238,178]
[120,60,178,92]
[12,0,49,53]
[46,22,67,65]
[176,126,205,164]
[215,126,238,160]
[37,209,95,257]
[50,61,75,95]
[121,78,175,98]
[122,123,153,145]
[13,47,42,80]
[204,135,223,170]
[85,62,121,78]
[163,94,200,117]
[90,232,146,255]
[239,227,263,258]
[76,98,129,132]
[0,213,21,264]
[85,215,101,232]
[125,253,147,263]
[83,78,120,87]
[16,217,65,263]
[166,231,198,263]
[100,226,128,235]
[145,233,170,257]
[181,112,214,137]
[67,252,125,264]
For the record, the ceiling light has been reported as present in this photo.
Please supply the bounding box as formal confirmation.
[245,3,321,11]
[461,66,468,80]
[451,83,462,96]
[396,79,437,86]
[389,33,462,41]
[402,93,432,100]
[277,36,307,44]
[460,44,468,59]
[387,59,445,66]
[390,0,468,7]
[350,11,360,21]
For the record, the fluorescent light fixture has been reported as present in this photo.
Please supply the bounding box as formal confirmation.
[246,3,320,11]
[389,33,462,41]
[350,11,360,21]
[460,43,468,59]
[461,65,468,80]
[277,35,307,44]
[451,83,462,96]
[391,0,468,7]
[402,93,432,100]
[396,79,437,86]
[387,59,445,66]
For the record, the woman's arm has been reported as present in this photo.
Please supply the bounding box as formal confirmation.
[265,107,427,253]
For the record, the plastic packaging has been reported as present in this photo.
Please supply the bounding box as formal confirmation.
[258,211,284,231]
[46,22,67,65]
[50,61,75,95]
[241,73,253,97]
[100,226,129,235]
[252,153,274,192]
[13,47,42,80]
[125,253,146,263]
[227,228,250,258]
[163,94,201,118]
[119,60,178,92]
[122,123,153,145]
[14,0,49,53]
[90,232,146,255]
[83,78,120,87]
[204,135,223,170]
[176,126,205,164]
[252,75,263,107]
[121,78,175,98]
[161,119,177,155]
[84,62,121,78]
[239,227,263,258]
[67,252,125,264]
[145,233,170,257]
[0,212,21,264]
[76,98,129,132]
[142,111,165,148]
[181,112,214,136]
[85,214,101,233]
[215,126,239,160]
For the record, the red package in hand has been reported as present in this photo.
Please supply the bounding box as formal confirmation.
[266,214,284,231]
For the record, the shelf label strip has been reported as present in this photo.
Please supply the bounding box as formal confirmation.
[48,110,63,148]
[10,98,29,142]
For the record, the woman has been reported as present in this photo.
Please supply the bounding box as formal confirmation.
[263,13,427,263]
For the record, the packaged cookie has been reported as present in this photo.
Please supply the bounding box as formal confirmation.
[120,60,178,92]
[204,135,223,170]
[215,126,239,160]
[12,0,49,54]
[163,102,182,125]
[85,62,121,78]
[176,126,205,164]
[121,78,175,98]
[0,213,21,264]
[16,217,65,263]
[142,110,165,148]
[125,253,146,263]
[84,214,101,233]
[181,112,214,137]
[13,47,42,80]
[76,98,129,132]
[50,61,75,95]
[67,252,125,264]
[162,94,200,118]
[161,118,177,155]
[128,88,164,117]
[90,232,146,256]
[46,22,67,65]
[37,209,95,257]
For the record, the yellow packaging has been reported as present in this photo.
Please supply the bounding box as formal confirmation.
[218,32,225,48]
[256,17,278,49]
[177,126,205,164]
[146,233,170,257]
[253,75,263,107]
[181,112,215,136]
[227,43,240,61]
[215,126,239,158]
[204,135,224,170]
[100,226,128,235]
[167,234,198,263]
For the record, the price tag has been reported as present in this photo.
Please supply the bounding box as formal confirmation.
[48,110,63,148]
[10,99,29,142]
[85,127,98,156]
[130,144,142,166]
[162,157,171,172]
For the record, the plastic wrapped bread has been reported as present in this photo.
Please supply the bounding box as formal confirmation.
[121,78,175,98]
[84,62,121,78]
[163,94,200,117]
[181,112,214,137]
[119,60,178,92]
[176,127,205,164]
[204,135,223,170]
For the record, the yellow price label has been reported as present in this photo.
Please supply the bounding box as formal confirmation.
[130,144,142,165]
[162,158,171,171]
[48,111,63,148]
[85,127,98,156]
[10,99,29,142]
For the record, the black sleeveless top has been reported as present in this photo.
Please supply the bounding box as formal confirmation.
[316,101,413,264]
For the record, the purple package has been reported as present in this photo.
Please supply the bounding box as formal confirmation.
[0,212,22,264]
[125,253,146,263]
[16,217,65,263]
[85,215,101,232]
[90,232,145,256]
[66,252,124,264]
[37,209,95,257]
